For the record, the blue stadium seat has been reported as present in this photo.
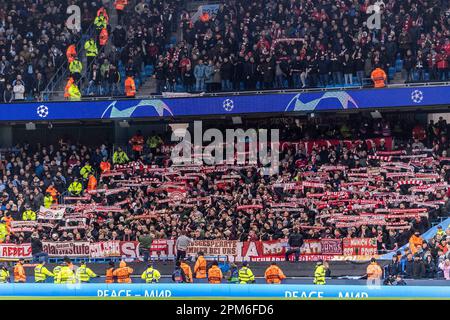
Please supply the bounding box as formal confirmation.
[395,59,403,72]
[388,67,396,80]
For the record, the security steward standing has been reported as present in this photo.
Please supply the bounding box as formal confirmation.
[43,192,53,208]
[264,262,286,284]
[68,82,81,101]
[112,260,133,283]
[208,261,223,284]
[314,259,327,285]
[68,177,83,196]
[34,261,54,283]
[69,58,83,81]
[180,258,193,283]
[0,265,10,283]
[76,261,98,283]
[14,259,26,283]
[238,261,255,284]
[53,265,62,283]
[84,38,98,69]
[57,259,76,284]
[124,75,136,98]
[113,147,129,164]
[366,257,383,281]
[194,251,207,279]
[22,205,37,221]
[141,263,161,283]
[80,161,94,180]
[105,261,115,283]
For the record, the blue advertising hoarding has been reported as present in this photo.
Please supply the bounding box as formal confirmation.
[1,85,449,122]
[0,283,449,299]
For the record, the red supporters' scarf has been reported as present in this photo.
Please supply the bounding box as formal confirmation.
[236,205,263,211]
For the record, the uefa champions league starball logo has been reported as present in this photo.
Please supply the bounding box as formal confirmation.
[36,105,49,118]
[223,99,234,111]
[411,90,423,103]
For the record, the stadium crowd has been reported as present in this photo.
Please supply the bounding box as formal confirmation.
[1,0,449,101]
[154,0,450,93]
[0,116,449,278]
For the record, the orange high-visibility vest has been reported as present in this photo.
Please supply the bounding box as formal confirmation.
[200,12,210,22]
[130,135,144,152]
[114,0,128,11]
[207,265,223,284]
[66,45,77,63]
[180,262,193,283]
[97,7,110,24]
[99,28,108,46]
[100,161,111,173]
[14,264,26,282]
[366,263,383,280]
[371,68,387,88]
[112,267,133,283]
[124,77,136,97]
[105,267,114,283]
[87,175,97,191]
[264,265,286,284]
[64,78,74,98]
[194,256,207,279]
[46,186,59,203]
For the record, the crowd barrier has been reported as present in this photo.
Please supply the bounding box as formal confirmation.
[0,283,449,299]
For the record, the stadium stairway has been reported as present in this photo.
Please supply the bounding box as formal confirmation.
[379,217,450,260]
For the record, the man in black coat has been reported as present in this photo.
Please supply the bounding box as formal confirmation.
[285,227,304,262]
[31,232,48,263]
[412,254,426,279]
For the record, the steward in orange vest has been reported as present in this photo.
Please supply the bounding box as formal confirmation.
[112,260,133,283]
[14,259,26,283]
[46,185,59,203]
[366,258,383,280]
[87,174,97,191]
[124,76,136,97]
[100,158,111,173]
[114,0,127,10]
[208,261,223,284]
[194,252,207,279]
[99,28,108,46]
[199,12,210,22]
[129,131,144,153]
[180,260,193,283]
[264,262,286,284]
[66,44,77,63]
[96,7,110,24]
[105,261,115,283]
[371,67,387,88]
[64,77,75,99]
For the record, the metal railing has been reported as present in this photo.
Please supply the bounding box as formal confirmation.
[28,80,450,103]
[41,22,97,101]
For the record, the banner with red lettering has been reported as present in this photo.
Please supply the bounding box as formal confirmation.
[0,244,32,259]
[89,241,121,258]
[342,238,378,256]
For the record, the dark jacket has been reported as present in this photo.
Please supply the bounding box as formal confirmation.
[31,237,43,255]
[387,261,401,277]
[288,232,304,247]
[412,260,426,279]
[403,259,414,278]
